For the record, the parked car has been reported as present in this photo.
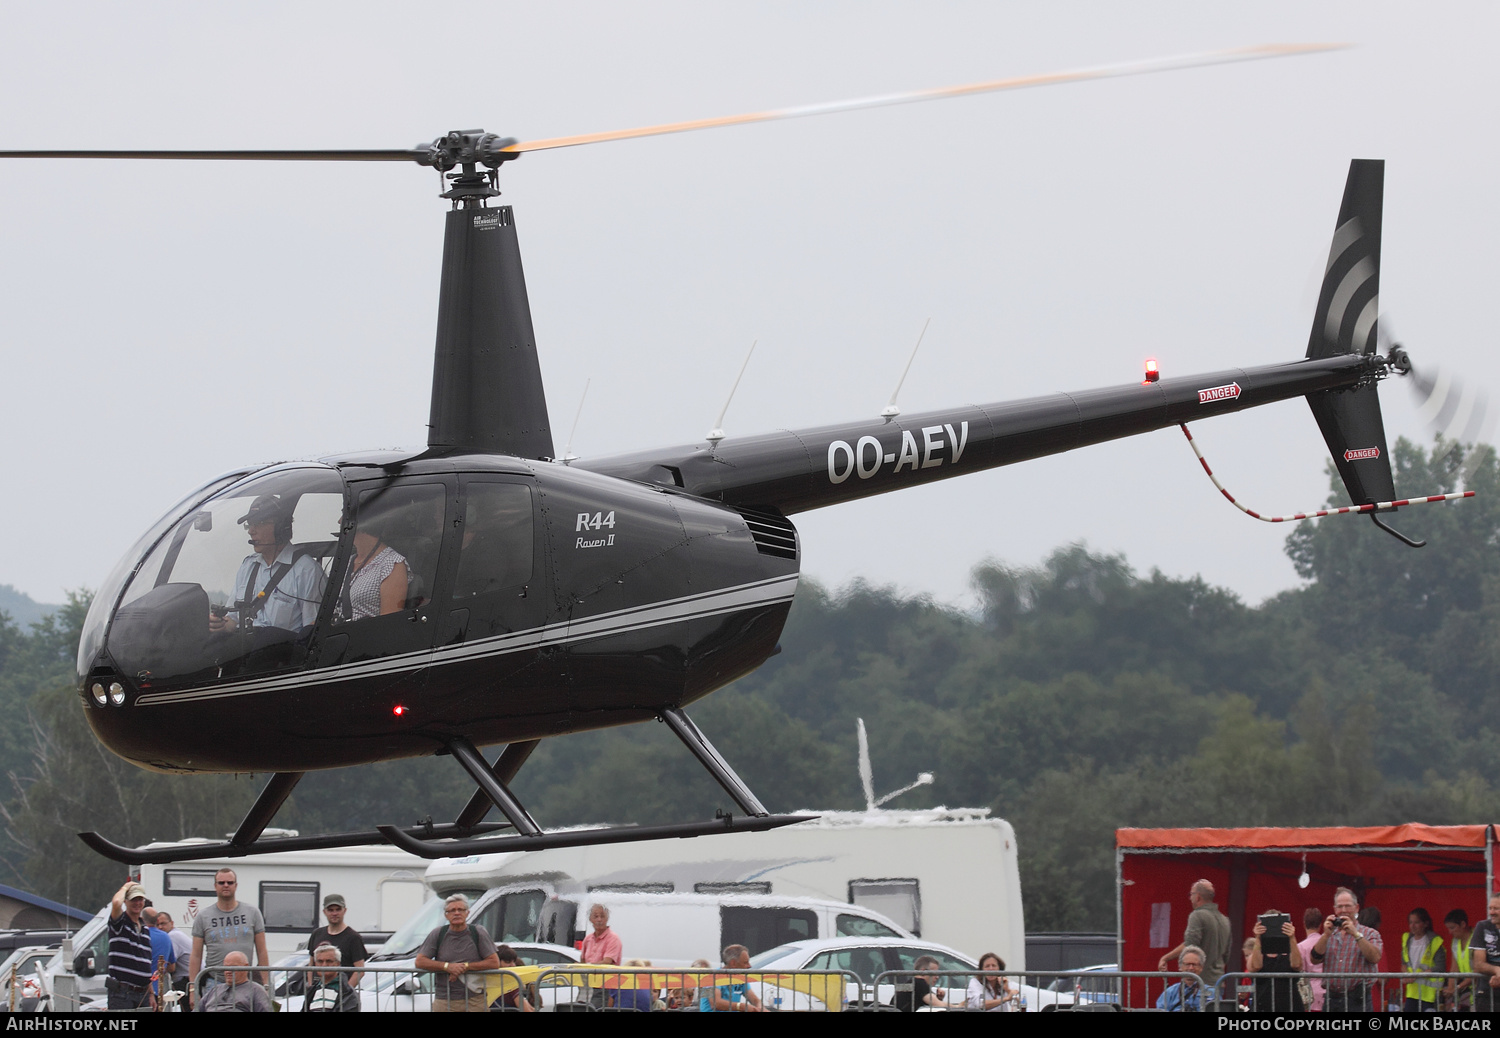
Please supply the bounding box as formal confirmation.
[746,936,982,1011]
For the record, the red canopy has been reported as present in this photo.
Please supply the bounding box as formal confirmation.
[1115,824,1497,998]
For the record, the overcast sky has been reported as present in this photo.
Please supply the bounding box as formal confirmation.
[2,2,1494,609]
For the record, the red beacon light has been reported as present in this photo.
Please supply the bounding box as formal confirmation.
[1143,358,1160,384]
[392,704,407,717]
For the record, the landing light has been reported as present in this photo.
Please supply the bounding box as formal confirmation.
[91,683,107,706]
[108,682,125,706]
[1144,358,1160,384]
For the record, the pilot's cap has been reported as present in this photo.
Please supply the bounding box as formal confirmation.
[238,494,290,526]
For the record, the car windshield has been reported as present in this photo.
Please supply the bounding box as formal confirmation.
[369,895,451,960]
[44,910,106,971]
[748,944,807,969]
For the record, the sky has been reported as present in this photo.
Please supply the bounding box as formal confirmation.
[1,2,1495,610]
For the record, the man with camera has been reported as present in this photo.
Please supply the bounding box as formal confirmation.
[1310,887,1383,1012]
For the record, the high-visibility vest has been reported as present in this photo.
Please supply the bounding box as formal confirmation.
[1452,934,1471,974]
[1403,932,1445,1003]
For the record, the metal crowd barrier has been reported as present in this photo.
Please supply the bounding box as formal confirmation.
[865,969,1208,1011]
[1214,970,1500,1013]
[258,963,863,1012]
[532,965,863,1012]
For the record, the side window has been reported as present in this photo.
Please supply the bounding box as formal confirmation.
[812,948,886,984]
[837,913,901,939]
[163,871,217,897]
[495,890,547,942]
[537,901,577,947]
[849,879,921,937]
[338,483,446,621]
[721,907,819,958]
[453,483,534,600]
[260,882,320,932]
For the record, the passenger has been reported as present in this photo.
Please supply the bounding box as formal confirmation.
[301,943,359,1012]
[414,893,500,1013]
[1297,907,1325,1011]
[1311,887,1383,1013]
[1158,879,1231,994]
[1445,909,1473,1011]
[139,906,177,1005]
[339,521,408,620]
[194,952,271,1012]
[492,945,533,1012]
[616,958,654,1012]
[210,494,326,633]
[306,894,367,987]
[1248,913,1305,1012]
[965,952,1018,1011]
[105,881,154,1010]
[580,903,622,1008]
[1469,894,1500,1012]
[1156,945,1204,1012]
[669,958,711,1011]
[1402,907,1446,1012]
[155,912,192,995]
[703,945,763,1012]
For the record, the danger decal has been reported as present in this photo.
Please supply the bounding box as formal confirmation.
[1197,382,1241,404]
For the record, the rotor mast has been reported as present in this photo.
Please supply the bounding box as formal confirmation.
[422,131,556,459]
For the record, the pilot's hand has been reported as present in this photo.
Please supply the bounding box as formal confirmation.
[208,612,237,633]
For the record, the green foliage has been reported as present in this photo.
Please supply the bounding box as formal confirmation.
[1,438,1496,929]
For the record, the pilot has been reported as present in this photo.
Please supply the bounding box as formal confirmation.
[209,494,326,633]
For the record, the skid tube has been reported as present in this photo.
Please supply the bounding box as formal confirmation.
[377,810,813,860]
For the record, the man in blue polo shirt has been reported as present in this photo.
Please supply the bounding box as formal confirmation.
[107,880,155,1010]
[141,906,177,1003]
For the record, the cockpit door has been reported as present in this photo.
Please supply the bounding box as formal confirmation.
[316,478,457,671]
[445,475,548,646]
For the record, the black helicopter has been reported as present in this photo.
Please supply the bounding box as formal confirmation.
[2,46,1443,866]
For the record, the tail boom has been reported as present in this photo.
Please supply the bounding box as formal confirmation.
[583,351,1382,515]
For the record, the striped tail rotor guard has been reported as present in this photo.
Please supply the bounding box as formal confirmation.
[1179,423,1472,523]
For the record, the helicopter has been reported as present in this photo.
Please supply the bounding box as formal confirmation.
[1,44,1460,867]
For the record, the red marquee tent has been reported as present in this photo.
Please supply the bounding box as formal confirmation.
[1115,825,1497,998]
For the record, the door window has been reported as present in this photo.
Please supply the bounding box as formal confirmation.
[453,482,534,599]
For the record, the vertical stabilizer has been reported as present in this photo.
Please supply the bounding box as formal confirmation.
[1305,160,1395,506]
[427,205,555,458]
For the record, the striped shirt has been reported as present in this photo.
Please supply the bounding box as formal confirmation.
[1320,923,1383,991]
[108,912,154,989]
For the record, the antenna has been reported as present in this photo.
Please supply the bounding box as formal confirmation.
[707,340,756,445]
[857,718,935,810]
[560,378,591,464]
[881,318,931,419]
[858,718,876,811]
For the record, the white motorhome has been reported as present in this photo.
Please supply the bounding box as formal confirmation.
[422,806,1023,968]
[136,841,430,959]
[32,842,431,1010]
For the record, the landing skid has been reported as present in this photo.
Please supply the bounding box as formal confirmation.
[79,708,815,865]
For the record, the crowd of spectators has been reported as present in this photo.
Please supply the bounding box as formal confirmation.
[1153,879,1500,1013]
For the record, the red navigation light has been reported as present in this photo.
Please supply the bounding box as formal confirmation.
[392,704,407,717]
[1144,358,1160,384]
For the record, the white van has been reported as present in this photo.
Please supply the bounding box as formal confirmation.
[373,884,909,972]
[422,806,1023,967]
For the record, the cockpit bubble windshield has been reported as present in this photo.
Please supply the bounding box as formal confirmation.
[106,466,345,688]
[76,469,255,682]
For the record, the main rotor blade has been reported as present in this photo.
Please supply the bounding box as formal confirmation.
[0,148,422,161]
[503,43,1344,154]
